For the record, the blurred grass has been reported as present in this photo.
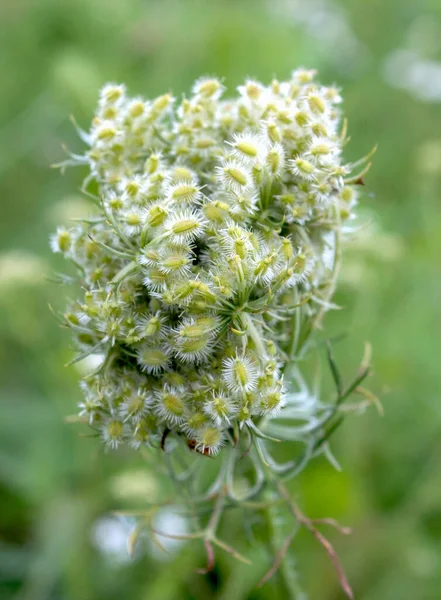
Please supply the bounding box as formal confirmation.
[1,0,441,598]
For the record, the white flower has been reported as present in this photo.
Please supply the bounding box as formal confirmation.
[158,246,193,277]
[174,333,215,364]
[50,227,73,254]
[290,157,318,181]
[216,159,254,194]
[258,385,286,417]
[291,68,317,85]
[203,392,237,426]
[218,225,254,259]
[122,207,145,236]
[143,203,169,229]
[254,250,280,285]
[101,417,128,449]
[306,136,341,167]
[174,315,220,340]
[192,77,225,100]
[119,391,151,422]
[310,181,334,204]
[99,83,126,106]
[165,181,202,205]
[135,312,168,339]
[237,79,265,101]
[136,343,171,374]
[195,426,225,455]
[265,143,286,177]
[142,268,169,293]
[222,351,259,394]
[154,386,187,425]
[163,209,206,244]
[227,132,267,163]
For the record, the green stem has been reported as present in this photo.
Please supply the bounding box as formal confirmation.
[206,492,225,537]
[263,486,306,598]
[111,260,139,285]
[245,314,267,360]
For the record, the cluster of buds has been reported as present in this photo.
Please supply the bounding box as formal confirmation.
[51,69,366,456]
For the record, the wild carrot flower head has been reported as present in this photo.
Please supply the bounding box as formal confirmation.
[52,69,368,454]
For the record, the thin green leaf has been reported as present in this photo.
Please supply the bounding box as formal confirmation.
[327,341,343,397]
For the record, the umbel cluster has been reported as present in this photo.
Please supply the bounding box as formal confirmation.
[51,69,358,455]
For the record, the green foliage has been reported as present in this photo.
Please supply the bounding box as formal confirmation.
[1,0,441,599]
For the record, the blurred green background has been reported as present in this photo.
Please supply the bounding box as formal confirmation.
[1,0,441,598]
